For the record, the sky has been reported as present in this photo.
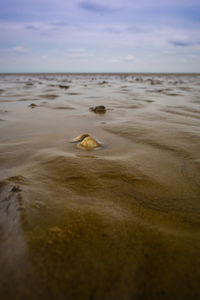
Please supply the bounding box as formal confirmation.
[0,0,200,73]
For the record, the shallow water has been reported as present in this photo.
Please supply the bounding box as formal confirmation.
[0,73,200,299]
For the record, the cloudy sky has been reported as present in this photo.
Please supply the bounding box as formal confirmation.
[0,0,200,72]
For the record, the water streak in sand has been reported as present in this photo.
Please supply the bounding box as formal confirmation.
[0,73,200,299]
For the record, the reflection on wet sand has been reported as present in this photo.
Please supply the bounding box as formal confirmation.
[0,73,200,299]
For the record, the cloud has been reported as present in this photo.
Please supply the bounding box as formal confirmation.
[50,21,68,26]
[41,55,48,60]
[25,22,69,31]
[79,1,114,14]
[104,27,121,34]
[109,55,134,63]
[0,0,200,72]
[126,25,148,34]
[25,24,40,30]
[169,40,193,47]
[67,48,92,58]
[162,50,170,54]
[109,59,120,63]
[13,45,29,53]
[24,21,70,35]
[124,55,133,61]
[180,58,188,63]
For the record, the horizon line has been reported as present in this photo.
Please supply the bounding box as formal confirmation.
[0,71,200,75]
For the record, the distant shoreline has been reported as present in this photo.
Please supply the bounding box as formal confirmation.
[0,72,200,76]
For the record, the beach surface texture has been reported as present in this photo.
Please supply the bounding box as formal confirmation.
[0,73,200,299]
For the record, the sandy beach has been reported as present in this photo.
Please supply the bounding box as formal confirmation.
[0,73,200,299]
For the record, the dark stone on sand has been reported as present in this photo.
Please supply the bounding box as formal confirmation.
[53,106,75,110]
[67,92,80,95]
[145,100,154,103]
[89,105,106,114]
[98,81,108,85]
[39,94,59,100]
[26,82,34,86]
[10,185,21,193]
[29,103,37,108]
[58,85,70,89]
[135,78,142,82]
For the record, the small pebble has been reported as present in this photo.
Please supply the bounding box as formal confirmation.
[29,103,37,108]
[89,105,106,114]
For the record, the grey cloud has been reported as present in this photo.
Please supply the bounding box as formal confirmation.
[170,40,193,47]
[25,21,69,33]
[126,25,149,34]
[79,1,114,14]
[104,25,148,35]
[25,25,40,30]
[104,27,122,34]
[49,21,68,27]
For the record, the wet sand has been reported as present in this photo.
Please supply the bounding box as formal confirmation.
[0,73,200,299]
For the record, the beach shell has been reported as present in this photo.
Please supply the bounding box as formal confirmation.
[72,133,89,143]
[79,136,100,149]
